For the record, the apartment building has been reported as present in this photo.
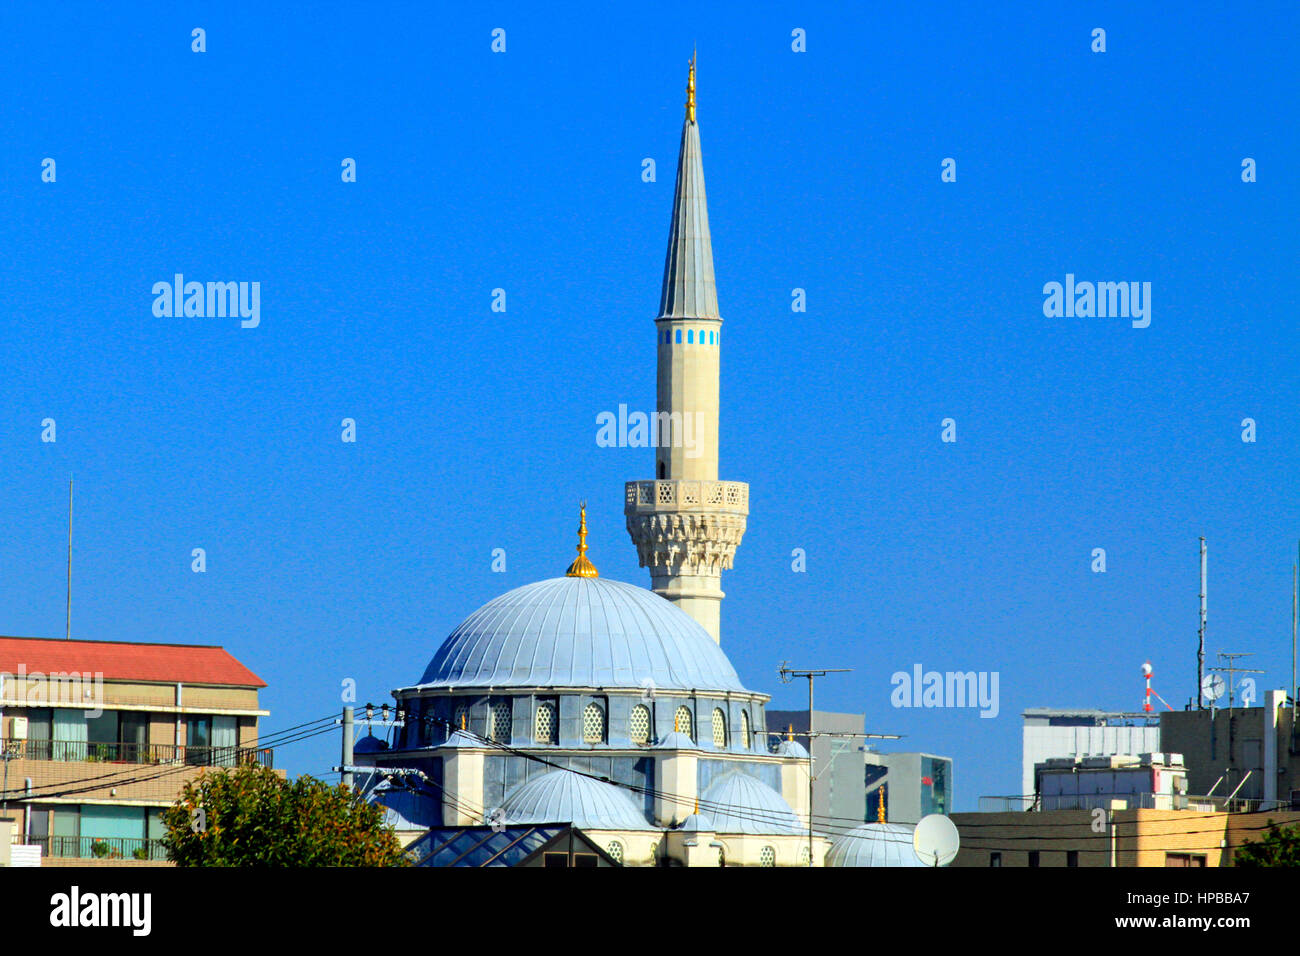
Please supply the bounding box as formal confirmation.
[0,635,268,865]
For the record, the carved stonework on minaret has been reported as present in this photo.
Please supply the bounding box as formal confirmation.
[625,481,748,576]
[624,55,747,645]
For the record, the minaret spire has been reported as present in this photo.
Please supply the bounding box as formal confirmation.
[659,54,719,322]
[626,55,748,644]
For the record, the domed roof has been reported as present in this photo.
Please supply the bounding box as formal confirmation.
[775,739,809,759]
[353,734,389,755]
[826,823,924,868]
[701,771,802,835]
[416,576,747,693]
[501,768,651,830]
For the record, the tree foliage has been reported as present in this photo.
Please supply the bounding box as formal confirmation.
[161,763,410,866]
[1233,819,1300,867]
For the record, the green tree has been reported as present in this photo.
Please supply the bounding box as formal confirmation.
[161,763,410,866]
[1233,819,1300,867]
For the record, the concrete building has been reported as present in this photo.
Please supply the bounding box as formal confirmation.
[0,635,269,865]
[864,750,954,825]
[1159,689,1298,810]
[765,710,953,827]
[951,807,1300,867]
[1020,708,1160,807]
[1035,753,1189,811]
[766,710,865,829]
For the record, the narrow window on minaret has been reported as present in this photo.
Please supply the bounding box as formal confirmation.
[710,331,715,344]
[675,329,682,344]
[687,330,694,344]
[658,461,665,479]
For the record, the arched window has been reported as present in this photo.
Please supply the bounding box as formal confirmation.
[487,700,511,743]
[673,705,693,741]
[687,330,694,343]
[534,701,558,744]
[739,710,751,750]
[759,846,776,867]
[629,704,652,745]
[452,702,470,733]
[606,840,624,865]
[582,701,606,744]
[710,330,715,344]
[711,708,727,748]
[675,329,682,344]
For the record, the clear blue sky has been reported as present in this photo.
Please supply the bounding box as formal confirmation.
[0,3,1296,810]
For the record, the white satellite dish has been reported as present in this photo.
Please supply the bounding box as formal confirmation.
[913,813,960,867]
[1201,673,1225,703]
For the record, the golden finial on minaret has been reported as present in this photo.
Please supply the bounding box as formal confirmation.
[685,52,696,124]
[565,501,599,578]
[787,724,794,742]
[877,785,887,824]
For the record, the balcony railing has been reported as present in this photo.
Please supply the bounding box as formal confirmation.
[31,835,169,862]
[977,793,1270,813]
[1,738,272,768]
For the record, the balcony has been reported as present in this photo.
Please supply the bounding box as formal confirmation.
[1,738,272,768]
[31,835,169,862]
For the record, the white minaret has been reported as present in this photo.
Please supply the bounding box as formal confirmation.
[625,55,748,644]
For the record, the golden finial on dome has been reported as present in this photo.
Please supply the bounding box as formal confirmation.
[685,51,696,124]
[565,501,599,578]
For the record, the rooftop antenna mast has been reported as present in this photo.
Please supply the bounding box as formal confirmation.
[66,476,73,640]
[778,662,850,867]
[1197,537,1206,710]
[1209,652,1264,714]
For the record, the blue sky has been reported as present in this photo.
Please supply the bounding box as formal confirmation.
[0,2,1296,810]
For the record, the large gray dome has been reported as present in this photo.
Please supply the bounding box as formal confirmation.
[417,576,748,693]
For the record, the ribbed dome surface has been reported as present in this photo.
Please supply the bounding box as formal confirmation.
[501,769,651,830]
[701,771,802,835]
[417,576,747,692]
[826,823,925,868]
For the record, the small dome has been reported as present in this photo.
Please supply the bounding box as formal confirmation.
[679,812,714,832]
[353,734,388,755]
[363,777,440,831]
[415,576,747,693]
[775,739,809,759]
[502,768,651,830]
[826,824,924,868]
[439,729,483,749]
[701,771,802,835]
[656,730,697,750]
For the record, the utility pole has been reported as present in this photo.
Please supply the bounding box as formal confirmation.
[341,706,354,788]
[778,663,850,866]
[1197,537,1206,710]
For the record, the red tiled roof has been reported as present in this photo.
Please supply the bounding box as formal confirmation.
[0,636,266,688]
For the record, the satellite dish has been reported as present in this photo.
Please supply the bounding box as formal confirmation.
[1201,673,1225,702]
[913,814,959,867]
[1141,661,1153,677]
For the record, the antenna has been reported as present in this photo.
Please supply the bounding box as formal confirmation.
[1208,652,1264,713]
[1197,537,1206,710]
[66,475,73,640]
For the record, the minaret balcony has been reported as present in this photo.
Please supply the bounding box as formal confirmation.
[624,480,748,515]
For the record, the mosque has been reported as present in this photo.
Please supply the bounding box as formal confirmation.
[355,58,920,867]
